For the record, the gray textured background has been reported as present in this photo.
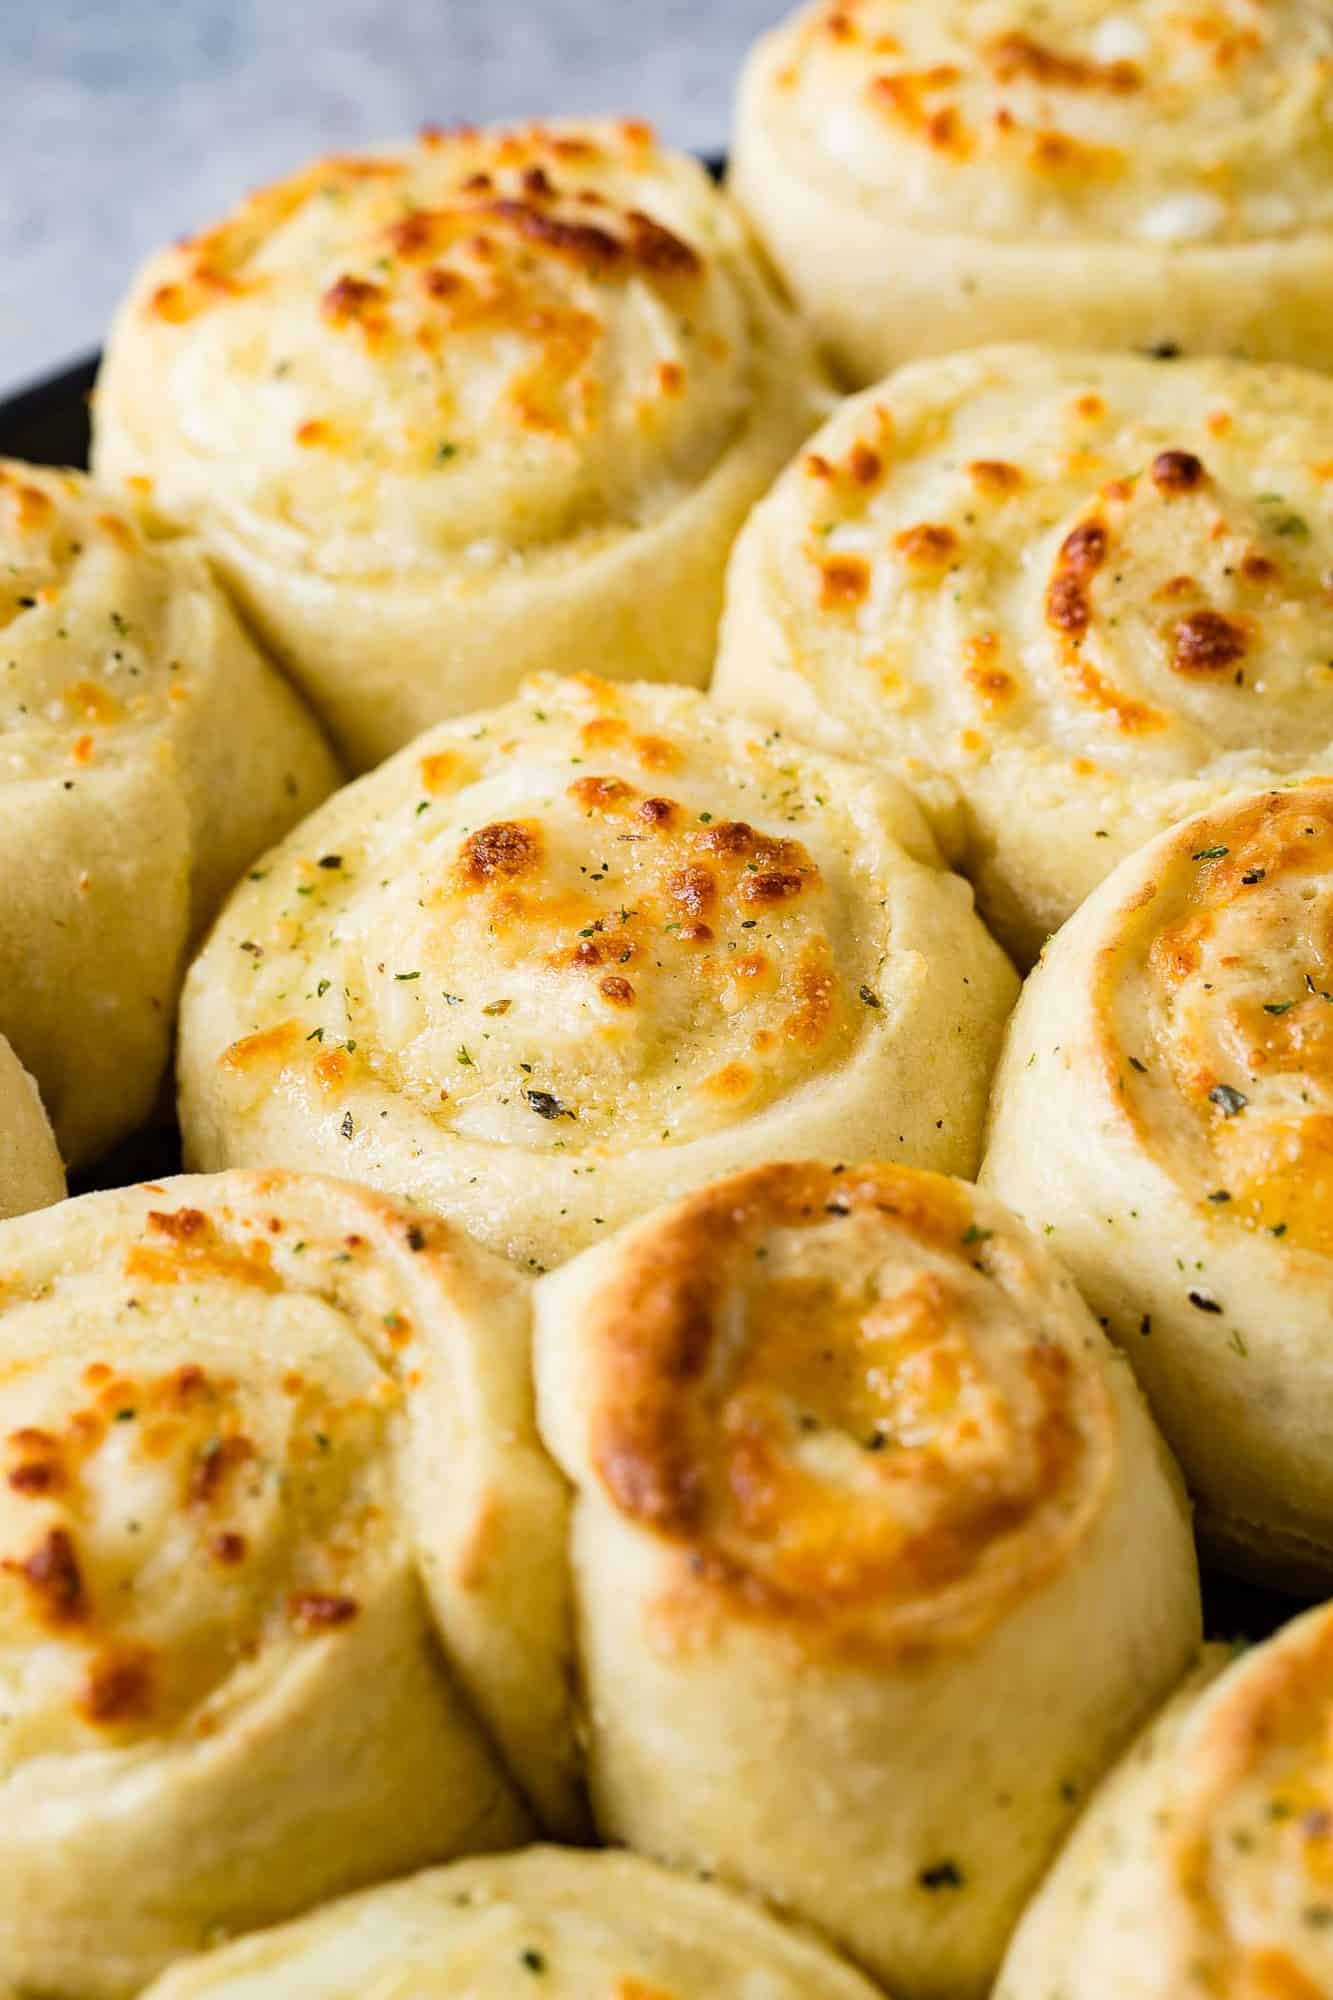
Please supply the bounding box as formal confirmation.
[1,0,779,392]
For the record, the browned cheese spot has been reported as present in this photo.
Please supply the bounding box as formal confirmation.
[1170,610,1250,676]
[1151,450,1207,495]
[458,820,543,885]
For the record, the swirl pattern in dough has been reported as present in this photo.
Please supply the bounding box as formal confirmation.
[983,780,1333,1581]
[0,461,335,1163]
[139,1846,883,1999]
[533,1159,1201,1998]
[731,0,1333,383]
[178,674,1017,1272]
[0,1169,580,1998]
[94,121,827,769]
[998,1603,1333,2000]
[715,346,1333,961]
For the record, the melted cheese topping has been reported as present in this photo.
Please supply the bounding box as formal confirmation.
[0,462,212,783]
[196,676,905,1162]
[767,0,1333,243]
[105,123,772,575]
[0,1166,567,1859]
[0,1185,437,1764]
[584,1162,1114,1660]
[1107,783,1333,1256]
[140,1847,881,1998]
[753,348,1333,773]
[721,348,1333,944]
[1167,1606,1333,1996]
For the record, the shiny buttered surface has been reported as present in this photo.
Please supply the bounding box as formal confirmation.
[533,1160,1201,1998]
[731,0,1333,383]
[0,463,334,1164]
[0,1036,64,1218]
[139,1847,884,1998]
[178,674,1017,1271]
[716,346,1333,962]
[93,121,827,769]
[998,1603,1333,1999]
[983,781,1333,1582]
[0,1170,586,1998]
[14,44,1333,1996]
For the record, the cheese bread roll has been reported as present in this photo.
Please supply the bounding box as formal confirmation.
[998,1606,1333,2000]
[178,675,1017,1272]
[0,1034,64,1218]
[732,0,1333,385]
[716,346,1333,962]
[0,1170,584,1998]
[93,121,827,771]
[139,1846,883,1999]
[0,462,335,1164]
[534,1160,1201,1999]
[983,780,1333,1580]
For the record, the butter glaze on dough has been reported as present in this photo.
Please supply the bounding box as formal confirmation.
[94,120,828,768]
[178,674,1017,1272]
[0,1169,585,1998]
[534,1159,1201,1999]
[983,780,1333,1582]
[0,463,335,1163]
[731,0,1333,382]
[998,1605,1333,1998]
[716,346,1333,962]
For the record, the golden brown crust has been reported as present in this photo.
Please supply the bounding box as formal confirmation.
[754,1,1333,244]
[1095,779,1333,1251]
[0,1170,499,1745]
[715,345,1333,963]
[98,121,804,572]
[146,124,702,346]
[1169,1609,1333,1993]
[584,1161,1115,1663]
[180,673,1019,1269]
[0,1165,592,1995]
[97,123,828,769]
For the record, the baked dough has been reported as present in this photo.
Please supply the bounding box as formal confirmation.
[138,1845,883,1998]
[731,0,1333,385]
[997,1606,1333,1999]
[982,779,1333,1583]
[715,346,1333,963]
[93,121,827,770]
[0,462,335,1164]
[0,1168,584,1998]
[0,1033,64,1217]
[533,1159,1201,1999]
[178,673,1018,1273]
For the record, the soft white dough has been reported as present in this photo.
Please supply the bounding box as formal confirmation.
[178,673,1018,1272]
[94,120,829,769]
[998,1605,1333,1998]
[716,346,1333,962]
[982,778,1333,1583]
[0,461,336,1164]
[0,1033,64,1217]
[533,1159,1202,1999]
[731,0,1333,383]
[138,1847,884,1999]
[0,1169,587,1999]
